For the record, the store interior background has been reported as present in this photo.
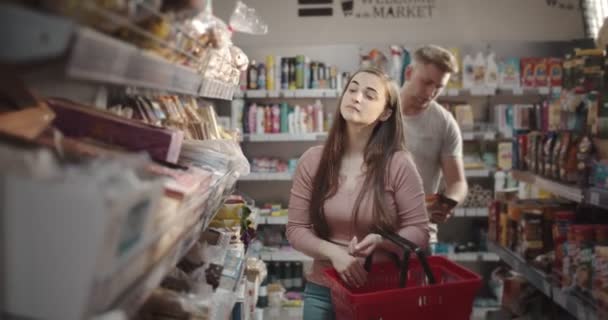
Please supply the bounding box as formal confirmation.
[4,0,608,320]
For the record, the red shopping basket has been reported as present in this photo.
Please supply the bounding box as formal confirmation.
[324,230,482,320]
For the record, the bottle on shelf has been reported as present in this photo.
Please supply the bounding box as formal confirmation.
[256,276,269,308]
[248,60,258,90]
[266,55,274,91]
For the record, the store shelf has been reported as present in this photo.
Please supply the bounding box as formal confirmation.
[239,172,293,181]
[487,242,553,297]
[436,252,499,262]
[199,78,238,100]
[0,4,236,100]
[259,249,313,262]
[465,169,492,178]
[462,131,496,141]
[105,218,203,317]
[552,287,598,320]
[453,207,489,217]
[585,187,608,210]
[243,170,488,181]
[260,216,289,225]
[511,170,584,203]
[242,132,328,142]
[98,177,232,317]
[241,89,341,99]
[438,87,560,98]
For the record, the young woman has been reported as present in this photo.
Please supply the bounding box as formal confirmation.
[286,68,430,319]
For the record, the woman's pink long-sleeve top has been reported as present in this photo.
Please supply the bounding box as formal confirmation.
[286,146,430,287]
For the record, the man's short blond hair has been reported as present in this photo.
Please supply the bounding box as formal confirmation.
[413,45,459,74]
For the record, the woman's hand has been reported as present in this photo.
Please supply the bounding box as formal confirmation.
[329,246,367,288]
[348,234,383,258]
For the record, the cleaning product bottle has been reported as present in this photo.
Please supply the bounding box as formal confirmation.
[473,52,486,88]
[304,57,311,89]
[462,54,474,89]
[288,106,295,134]
[280,102,289,133]
[272,104,280,133]
[400,48,411,86]
[289,58,296,90]
[266,55,274,91]
[257,63,266,90]
[264,105,272,133]
[296,55,305,89]
[485,52,499,89]
[281,57,289,89]
[389,45,402,82]
[307,104,314,132]
[315,99,324,132]
[247,60,258,90]
[248,103,257,134]
[494,171,506,191]
[311,62,319,89]
[256,105,265,134]
[293,104,302,134]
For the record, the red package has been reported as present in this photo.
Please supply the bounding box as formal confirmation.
[535,58,548,87]
[548,58,563,87]
[521,58,538,88]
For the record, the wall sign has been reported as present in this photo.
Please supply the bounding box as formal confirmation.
[298,0,436,19]
[545,0,580,10]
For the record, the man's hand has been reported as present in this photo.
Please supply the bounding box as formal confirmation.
[428,199,454,223]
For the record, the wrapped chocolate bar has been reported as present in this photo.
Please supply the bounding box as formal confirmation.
[47,98,184,163]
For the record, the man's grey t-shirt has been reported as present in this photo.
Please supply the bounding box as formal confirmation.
[403,100,463,243]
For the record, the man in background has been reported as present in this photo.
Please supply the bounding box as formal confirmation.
[400,45,468,244]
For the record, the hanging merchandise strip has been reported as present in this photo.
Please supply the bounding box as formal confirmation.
[0,4,237,100]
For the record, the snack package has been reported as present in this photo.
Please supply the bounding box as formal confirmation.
[521,58,538,88]
[548,58,563,87]
[499,58,521,89]
[534,58,548,87]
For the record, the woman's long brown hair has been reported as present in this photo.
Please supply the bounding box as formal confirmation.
[309,68,405,239]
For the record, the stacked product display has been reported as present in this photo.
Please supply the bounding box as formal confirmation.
[485,45,608,320]
[234,100,327,135]
[243,55,346,91]
[0,1,271,320]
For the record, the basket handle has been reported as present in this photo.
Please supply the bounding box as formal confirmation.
[363,228,436,288]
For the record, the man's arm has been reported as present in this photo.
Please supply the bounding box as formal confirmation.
[441,155,468,204]
[428,110,468,223]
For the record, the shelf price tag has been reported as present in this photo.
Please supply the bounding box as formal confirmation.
[448,88,459,96]
[590,191,600,206]
[577,304,585,320]
[543,282,551,296]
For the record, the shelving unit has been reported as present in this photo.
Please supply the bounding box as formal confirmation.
[258,250,313,262]
[241,169,491,182]
[239,172,293,181]
[436,252,500,262]
[487,241,598,320]
[454,207,489,217]
[0,4,251,320]
[437,87,560,98]
[511,170,584,203]
[237,89,341,99]
[242,132,328,142]
[256,208,488,223]
[1,4,237,100]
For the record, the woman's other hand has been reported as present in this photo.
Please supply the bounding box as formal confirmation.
[348,234,383,258]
